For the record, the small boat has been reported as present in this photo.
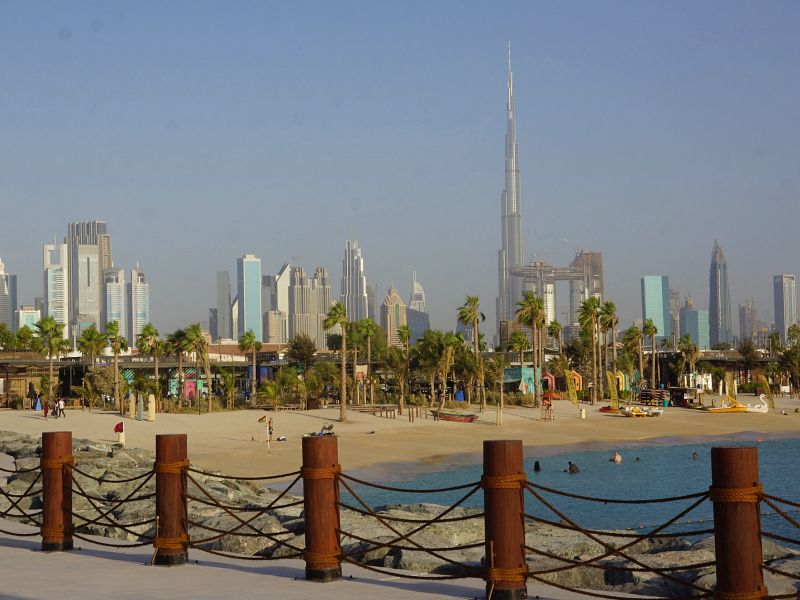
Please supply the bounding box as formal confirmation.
[620,406,648,418]
[599,405,619,414]
[706,397,748,414]
[432,409,479,423]
[745,394,770,414]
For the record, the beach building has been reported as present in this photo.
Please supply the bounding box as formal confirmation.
[381,286,407,348]
[341,240,369,322]
[43,243,69,338]
[237,254,262,342]
[0,258,17,331]
[773,274,797,344]
[680,298,710,350]
[641,275,672,343]
[127,266,150,342]
[709,241,732,346]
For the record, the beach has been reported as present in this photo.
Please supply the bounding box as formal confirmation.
[2,396,799,478]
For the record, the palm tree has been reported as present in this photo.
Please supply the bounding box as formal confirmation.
[15,325,35,352]
[136,323,162,408]
[487,354,509,426]
[186,324,212,412]
[509,331,528,368]
[33,317,69,404]
[167,329,189,410]
[642,319,658,388]
[105,321,128,412]
[457,296,486,408]
[516,292,545,400]
[547,320,563,358]
[396,323,411,414]
[600,302,618,394]
[77,325,107,370]
[577,297,601,403]
[323,302,349,422]
[238,329,261,406]
[677,335,699,385]
[414,329,444,406]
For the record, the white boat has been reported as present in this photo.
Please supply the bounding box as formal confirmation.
[745,394,770,414]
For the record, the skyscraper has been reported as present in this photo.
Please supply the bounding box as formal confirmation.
[0,257,16,331]
[773,274,797,344]
[15,306,40,332]
[641,276,672,342]
[709,241,732,346]
[262,263,291,343]
[381,286,407,348]
[128,266,150,343]
[408,272,430,344]
[341,240,368,322]
[67,221,112,335]
[680,298,710,350]
[237,254,263,341]
[103,268,126,336]
[43,243,69,338]
[738,299,757,342]
[288,266,333,350]
[496,47,524,339]
[215,271,233,341]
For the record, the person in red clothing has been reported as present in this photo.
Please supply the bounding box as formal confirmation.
[43,401,50,419]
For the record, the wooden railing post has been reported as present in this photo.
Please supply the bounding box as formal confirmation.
[302,435,341,582]
[153,434,189,565]
[711,447,766,600]
[483,440,527,600]
[40,431,73,551]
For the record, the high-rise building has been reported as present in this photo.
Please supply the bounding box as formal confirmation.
[496,48,524,340]
[127,266,150,343]
[43,243,69,338]
[669,288,681,345]
[366,285,378,322]
[15,306,41,332]
[103,268,126,336]
[680,298,710,350]
[0,258,18,331]
[738,299,757,342]
[341,240,368,322]
[237,255,263,341]
[407,272,430,344]
[209,308,218,341]
[381,286,407,348]
[67,221,112,335]
[773,274,797,344]
[215,271,233,341]
[262,263,291,342]
[641,276,672,342]
[709,241,732,346]
[264,310,288,344]
[231,296,239,340]
[288,267,334,349]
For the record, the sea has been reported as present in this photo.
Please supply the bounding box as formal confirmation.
[340,435,800,545]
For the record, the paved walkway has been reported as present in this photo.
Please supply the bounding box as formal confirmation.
[0,519,588,600]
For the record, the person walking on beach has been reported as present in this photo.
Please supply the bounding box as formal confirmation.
[57,398,66,418]
[43,400,49,419]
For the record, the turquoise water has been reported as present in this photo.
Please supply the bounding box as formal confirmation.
[341,436,800,544]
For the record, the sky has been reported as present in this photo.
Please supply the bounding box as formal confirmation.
[1,1,799,336]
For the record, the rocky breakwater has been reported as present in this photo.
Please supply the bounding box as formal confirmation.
[1,430,799,597]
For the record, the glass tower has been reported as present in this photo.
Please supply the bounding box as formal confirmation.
[237,254,263,342]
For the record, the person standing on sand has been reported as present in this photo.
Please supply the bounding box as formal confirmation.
[43,401,49,419]
[57,398,66,418]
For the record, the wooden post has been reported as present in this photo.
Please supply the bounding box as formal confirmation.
[711,447,765,600]
[302,435,341,582]
[40,431,73,551]
[483,440,527,600]
[153,434,188,565]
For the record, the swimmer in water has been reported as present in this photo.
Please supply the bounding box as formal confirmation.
[533,461,541,472]
[565,461,579,473]
[610,451,622,463]
[692,452,699,460]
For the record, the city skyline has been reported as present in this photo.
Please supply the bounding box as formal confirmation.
[2,3,799,336]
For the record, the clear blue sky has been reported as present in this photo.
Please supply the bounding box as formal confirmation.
[2,1,799,335]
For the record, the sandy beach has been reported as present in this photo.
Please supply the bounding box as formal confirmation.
[2,397,799,478]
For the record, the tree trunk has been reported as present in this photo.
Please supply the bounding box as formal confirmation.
[48,355,55,404]
[114,352,120,414]
[154,355,160,412]
[651,335,657,388]
[367,335,373,405]
[177,354,184,413]
[251,349,256,405]
[590,325,597,404]
[204,355,212,413]
[339,336,347,421]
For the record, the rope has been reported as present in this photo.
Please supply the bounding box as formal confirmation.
[481,473,526,490]
[715,591,767,600]
[186,494,304,513]
[154,534,188,550]
[72,531,153,548]
[761,531,800,546]
[0,471,42,517]
[154,460,190,474]
[340,556,470,580]
[338,501,483,524]
[526,571,713,600]
[486,566,527,584]
[41,524,69,541]
[339,472,481,493]
[763,564,800,581]
[304,549,340,568]
[523,512,715,539]
[0,526,40,537]
[40,456,74,470]
[338,528,485,554]
[763,494,800,509]
[524,544,717,574]
[187,467,301,481]
[300,465,340,480]
[0,464,40,474]
[709,485,763,504]
[188,544,302,561]
[69,464,154,484]
[526,480,708,504]
[186,518,294,538]
[762,497,800,531]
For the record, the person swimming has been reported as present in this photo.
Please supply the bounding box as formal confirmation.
[533,461,541,472]
[565,461,579,473]
[610,452,622,463]
[692,452,699,460]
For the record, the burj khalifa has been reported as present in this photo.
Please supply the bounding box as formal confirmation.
[496,47,524,340]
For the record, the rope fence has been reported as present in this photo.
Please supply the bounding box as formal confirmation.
[1,435,799,600]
